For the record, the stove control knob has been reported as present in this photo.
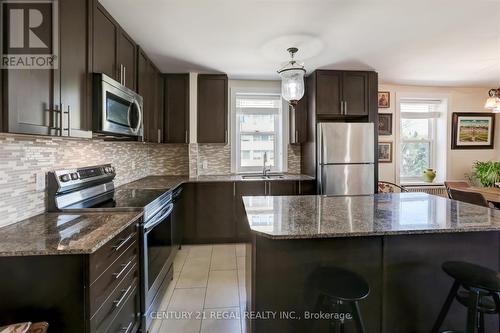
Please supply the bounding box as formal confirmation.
[70,173,79,180]
[59,174,71,182]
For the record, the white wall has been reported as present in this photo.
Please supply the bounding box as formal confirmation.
[378,84,500,184]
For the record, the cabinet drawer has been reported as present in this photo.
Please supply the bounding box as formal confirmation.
[91,265,139,333]
[105,287,141,333]
[89,223,138,283]
[90,242,139,316]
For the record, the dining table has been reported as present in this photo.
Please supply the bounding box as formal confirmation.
[463,186,500,207]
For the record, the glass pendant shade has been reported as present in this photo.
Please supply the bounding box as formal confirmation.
[280,68,305,105]
[485,88,500,110]
[484,96,499,109]
[278,47,306,106]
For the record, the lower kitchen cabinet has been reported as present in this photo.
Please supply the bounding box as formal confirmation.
[0,219,141,333]
[194,182,236,243]
[181,180,305,244]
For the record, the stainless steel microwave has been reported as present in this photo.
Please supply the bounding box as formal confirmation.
[93,73,143,137]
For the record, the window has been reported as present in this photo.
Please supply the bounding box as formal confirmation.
[233,92,285,173]
[399,99,442,181]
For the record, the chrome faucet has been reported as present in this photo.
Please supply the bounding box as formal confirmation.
[263,152,271,176]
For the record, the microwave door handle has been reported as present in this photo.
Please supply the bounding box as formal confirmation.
[130,99,142,135]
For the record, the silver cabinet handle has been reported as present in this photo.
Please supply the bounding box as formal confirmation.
[225,130,228,143]
[268,182,272,195]
[344,101,347,115]
[295,130,299,143]
[185,130,188,144]
[120,321,133,333]
[112,233,134,252]
[113,283,133,308]
[123,66,126,86]
[340,101,343,115]
[158,129,161,144]
[63,105,71,136]
[113,259,133,280]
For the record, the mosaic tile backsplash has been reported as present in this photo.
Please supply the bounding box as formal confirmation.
[0,134,188,227]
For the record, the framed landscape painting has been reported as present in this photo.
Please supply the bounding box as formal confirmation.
[451,113,495,149]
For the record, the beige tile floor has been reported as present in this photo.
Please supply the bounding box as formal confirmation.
[150,244,247,333]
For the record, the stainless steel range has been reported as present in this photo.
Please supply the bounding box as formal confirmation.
[47,164,174,332]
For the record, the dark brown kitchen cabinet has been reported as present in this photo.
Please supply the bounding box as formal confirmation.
[164,74,189,143]
[0,218,142,333]
[289,97,307,144]
[92,2,116,79]
[137,48,162,143]
[234,181,267,242]
[194,182,235,243]
[1,0,91,137]
[268,180,299,195]
[117,30,137,90]
[197,74,228,143]
[92,1,136,89]
[309,70,371,118]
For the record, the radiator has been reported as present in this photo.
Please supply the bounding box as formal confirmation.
[405,185,448,197]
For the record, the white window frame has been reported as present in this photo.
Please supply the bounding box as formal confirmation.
[230,86,288,174]
[396,94,448,184]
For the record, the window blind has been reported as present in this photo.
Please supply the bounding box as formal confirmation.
[400,99,442,119]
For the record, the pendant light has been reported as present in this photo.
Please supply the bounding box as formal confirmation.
[278,47,306,108]
[484,88,500,112]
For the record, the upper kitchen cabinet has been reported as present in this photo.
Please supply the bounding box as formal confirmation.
[289,93,307,145]
[1,0,91,137]
[137,48,162,143]
[308,70,375,118]
[164,74,189,143]
[92,1,136,90]
[197,74,228,144]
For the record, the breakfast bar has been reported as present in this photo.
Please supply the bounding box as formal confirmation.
[243,193,500,333]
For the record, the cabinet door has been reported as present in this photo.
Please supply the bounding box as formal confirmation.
[315,71,342,116]
[164,74,189,143]
[59,0,91,138]
[234,181,267,242]
[180,183,197,244]
[154,71,164,143]
[289,96,307,144]
[137,50,151,141]
[92,3,117,79]
[342,71,369,116]
[268,181,298,195]
[197,74,228,143]
[195,182,235,243]
[299,180,316,195]
[117,30,136,90]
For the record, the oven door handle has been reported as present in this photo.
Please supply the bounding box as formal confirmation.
[144,203,173,233]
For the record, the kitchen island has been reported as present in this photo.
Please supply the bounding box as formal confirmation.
[243,193,500,333]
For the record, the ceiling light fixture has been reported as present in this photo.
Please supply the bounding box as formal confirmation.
[484,88,500,112]
[278,47,306,109]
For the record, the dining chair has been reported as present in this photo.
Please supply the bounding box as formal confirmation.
[378,181,408,193]
[448,188,490,208]
[444,181,469,199]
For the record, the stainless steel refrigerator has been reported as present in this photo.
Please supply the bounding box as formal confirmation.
[317,122,375,195]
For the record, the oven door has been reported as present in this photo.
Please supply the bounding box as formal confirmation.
[101,79,143,137]
[141,203,174,328]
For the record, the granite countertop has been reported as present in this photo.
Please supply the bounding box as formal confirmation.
[119,174,314,190]
[0,212,142,257]
[243,193,500,239]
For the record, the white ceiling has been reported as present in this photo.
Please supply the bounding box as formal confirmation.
[100,0,500,87]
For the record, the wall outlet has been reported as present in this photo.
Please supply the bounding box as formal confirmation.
[202,160,208,170]
[35,172,46,192]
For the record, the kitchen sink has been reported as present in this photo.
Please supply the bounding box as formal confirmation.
[241,174,285,180]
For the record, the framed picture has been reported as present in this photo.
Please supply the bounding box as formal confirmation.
[378,142,393,163]
[378,92,390,108]
[378,113,393,135]
[451,113,496,150]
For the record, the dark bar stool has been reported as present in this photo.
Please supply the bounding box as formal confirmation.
[431,261,500,333]
[312,267,370,333]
